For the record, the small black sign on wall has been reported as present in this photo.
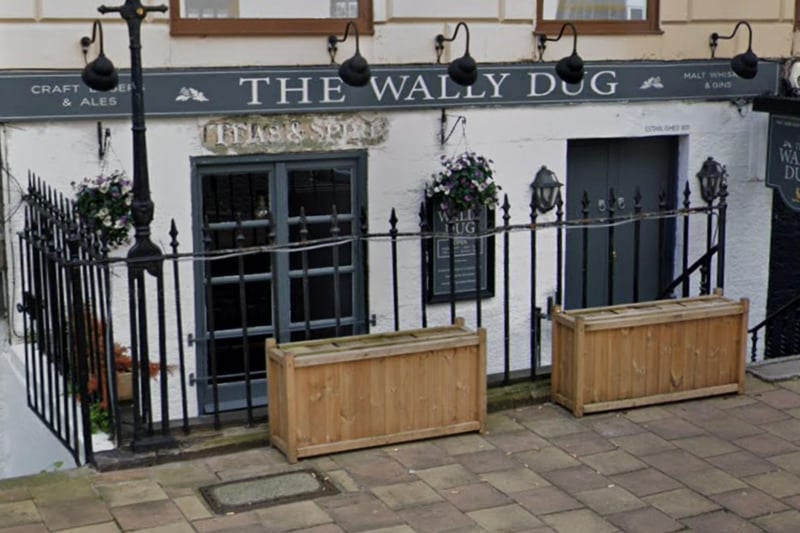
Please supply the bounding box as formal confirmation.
[427,204,495,303]
[766,114,800,212]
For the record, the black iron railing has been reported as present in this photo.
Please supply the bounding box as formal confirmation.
[18,173,726,465]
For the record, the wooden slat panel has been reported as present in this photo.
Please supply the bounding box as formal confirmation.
[618,327,633,401]
[369,358,387,438]
[441,348,458,425]
[657,323,673,395]
[412,353,430,430]
[644,324,659,397]
[631,325,648,400]
[682,318,698,393]
[693,317,710,390]
[294,366,312,447]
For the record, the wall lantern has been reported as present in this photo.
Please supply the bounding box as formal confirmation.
[80,20,119,92]
[696,156,727,204]
[435,22,478,87]
[710,20,758,80]
[537,22,584,85]
[531,166,563,213]
[328,21,371,87]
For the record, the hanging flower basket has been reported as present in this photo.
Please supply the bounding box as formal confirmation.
[72,170,133,249]
[425,152,501,216]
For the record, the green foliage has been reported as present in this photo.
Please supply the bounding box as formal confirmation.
[89,403,111,434]
[72,170,133,248]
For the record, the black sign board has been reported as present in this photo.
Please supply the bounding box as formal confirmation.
[0,60,780,122]
[427,206,495,303]
[766,114,800,212]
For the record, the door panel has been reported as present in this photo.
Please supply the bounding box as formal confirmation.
[193,153,366,413]
[565,137,677,310]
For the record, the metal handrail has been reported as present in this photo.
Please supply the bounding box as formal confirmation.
[658,245,718,299]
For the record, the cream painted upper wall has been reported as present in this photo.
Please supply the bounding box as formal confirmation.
[0,0,795,68]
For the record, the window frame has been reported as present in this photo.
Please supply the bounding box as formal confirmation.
[796,0,800,29]
[535,0,661,35]
[169,0,374,37]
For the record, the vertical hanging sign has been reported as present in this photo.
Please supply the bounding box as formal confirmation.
[765,114,800,212]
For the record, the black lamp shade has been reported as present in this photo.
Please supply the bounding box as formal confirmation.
[448,53,478,86]
[531,166,562,213]
[556,51,585,85]
[81,53,119,92]
[731,49,758,79]
[339,52,371,87]
[696,157,725,204]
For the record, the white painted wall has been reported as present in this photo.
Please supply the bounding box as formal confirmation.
[1,97,771,416]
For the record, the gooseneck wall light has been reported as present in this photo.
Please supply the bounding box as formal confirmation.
[328,22,371,87]
[435,22,478,87]
[537,22,584,85]
[710,20,758,79]
[80,20,119,91]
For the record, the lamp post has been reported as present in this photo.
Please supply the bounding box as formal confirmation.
[81,0,173,451]
[531,165,564,308]
[696,157,728,294]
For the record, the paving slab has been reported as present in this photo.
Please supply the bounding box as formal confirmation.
[371,481,442,510]
[513,447,580,473]
[754,509,800,532]
[479,468,550,493]
[607,507,683,533]
[711,488,790,518]
[681,510,763,532]
[0,500,41,528]
[414,464,479,490]
[609,468,683,497]
[679,467,749,495]
[255,501,333,532]
[440,482,512,512]
[510,486,583,515]
[733,433,799,458]
[539,508,617,533]
[744,471,800,499]
[579,449,647,476]
[643,488,720,519]
[396,502,476,533]
[549,431,617,457]
[747,355,800,382]
[467,504,543,532]
[541,466,611,493]
[110,499,186,531]
[670,435,739,458]
[610,432,675,456]
[573,485,646,515]
[707,450,781,477]
[36,499,112,531]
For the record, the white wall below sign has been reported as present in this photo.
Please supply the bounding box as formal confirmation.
[0,97,771,420]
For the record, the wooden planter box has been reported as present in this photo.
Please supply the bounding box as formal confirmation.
[267,319,487,463]
[552,294,749,417]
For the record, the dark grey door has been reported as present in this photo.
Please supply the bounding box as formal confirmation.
[192,152,367,413]
[565,136,677,309]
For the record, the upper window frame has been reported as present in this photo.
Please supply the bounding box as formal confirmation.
[796,0,800,29]
[169,0,374,37]
[535,0,661,35]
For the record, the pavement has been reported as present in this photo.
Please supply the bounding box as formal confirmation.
[1,374,800,532]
